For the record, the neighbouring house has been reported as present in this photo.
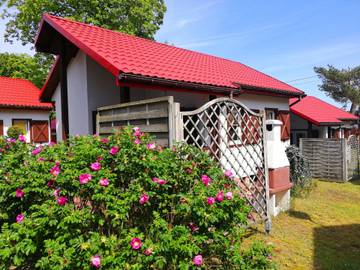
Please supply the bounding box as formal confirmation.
[35,14,304,144]
[0,76,53,143]
[290,96,358,145]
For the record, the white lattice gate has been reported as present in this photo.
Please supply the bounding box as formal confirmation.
[181,98,271,230]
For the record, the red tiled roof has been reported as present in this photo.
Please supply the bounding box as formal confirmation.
[290,96,358,125]
[0,77,53,110]
[37,14,304,98]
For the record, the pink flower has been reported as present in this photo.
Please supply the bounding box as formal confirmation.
[90,162,101,171]
[225,170,233,178]
[18,134,26,142]
[134,138,141,145]
[216,191,224,202]
[57,196,67,206]
[193,255,203,266]
[7,138,16,143]
[152,177,167,185]
[144,248,153,256]
[226,191,233,200]
[201,175,211,186]
[130,237,142,250]
[188,222,199,233]
[32,147,42,155]
[79,174,92,184]
[109,146,119,155]
[133,127,141,137]
[38,157,45,162]
[207,197,215,205]
[91,255,101,268]
[139,193,149,205]
[186,168,193,174]
[100,137,109,143]
[50,164,60,177]
[146,143,156,150]
[99,178,109,187]
[96,156,103,162]
[16,213,25,223]
[15,188,24,198]
[47,180,54,187]
[53,188,61,197]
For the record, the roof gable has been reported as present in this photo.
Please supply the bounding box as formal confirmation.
[0,77,53,110]
[290,96,358,125]
[36,14,304,99]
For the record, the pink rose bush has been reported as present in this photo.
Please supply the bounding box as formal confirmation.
[91,255,101,268]
[0,128,274,269]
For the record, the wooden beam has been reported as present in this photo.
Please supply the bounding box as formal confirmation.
[60,38,69,139]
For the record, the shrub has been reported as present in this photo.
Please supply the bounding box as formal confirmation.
[0,128,274,269]
[286,145,314,197]
[6,126,25,139]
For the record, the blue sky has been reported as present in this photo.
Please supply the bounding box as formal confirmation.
[1,0,359,108]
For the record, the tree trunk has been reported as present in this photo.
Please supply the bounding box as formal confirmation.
[349,103,359,114]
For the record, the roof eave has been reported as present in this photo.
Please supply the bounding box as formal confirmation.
[118,72,241,95]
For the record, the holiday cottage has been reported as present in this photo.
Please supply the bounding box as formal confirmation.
[34,14,308,224]
[0,77,52,143]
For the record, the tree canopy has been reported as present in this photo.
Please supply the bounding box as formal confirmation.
[0,53,52,88]
[1,0,167,45]
[0,0,166,89]
[314,65,360,113]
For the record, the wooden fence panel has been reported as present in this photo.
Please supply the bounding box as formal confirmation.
[96,96,180,147]
[300,138,346,181]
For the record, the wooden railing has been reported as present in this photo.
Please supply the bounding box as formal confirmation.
[96,96,181,147]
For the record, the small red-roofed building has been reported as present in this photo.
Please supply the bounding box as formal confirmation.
[289,96,358,145]
[0,76,53,143]
[35,14,304,142]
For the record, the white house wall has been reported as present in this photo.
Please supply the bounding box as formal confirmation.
[67,51,89,135]
[236,94,289,111]
[53,84,63,142]
[0,109,50,142]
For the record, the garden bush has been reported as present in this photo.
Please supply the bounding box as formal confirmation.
[6,126,25,139]
[0,127,274,269]
[286,145,314,197]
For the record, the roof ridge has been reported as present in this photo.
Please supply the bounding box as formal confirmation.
[44,14,302,93]
[306,96,352,114]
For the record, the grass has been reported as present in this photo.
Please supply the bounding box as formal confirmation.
[245,179,360,270]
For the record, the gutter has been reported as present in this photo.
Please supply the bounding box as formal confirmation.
[118,72,304,98]
[118,73,242,95]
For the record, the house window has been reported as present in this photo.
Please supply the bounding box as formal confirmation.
[266,109,276,120]
[12,119,30,135]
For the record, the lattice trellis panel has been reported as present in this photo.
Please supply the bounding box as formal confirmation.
[181,98,270,226]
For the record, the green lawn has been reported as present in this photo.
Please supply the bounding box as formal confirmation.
[246,180,360,270]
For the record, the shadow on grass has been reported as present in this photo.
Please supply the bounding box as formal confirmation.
[349,178,360,185]
[314,224,360,270]
[288,210,312,221]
